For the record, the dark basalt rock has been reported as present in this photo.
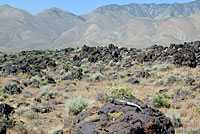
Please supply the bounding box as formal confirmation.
[32,107,52,113]
[62,69,83,80]
[127,78,140,84]
[0,125,6,134]
[136,71,151,78]
[0,104,14,134]
[63,98,175,134]
[0,103,14,117]
[46,77,56,84]
[1,84,21,95]
[17,102,30,108]
[0,57,6,64]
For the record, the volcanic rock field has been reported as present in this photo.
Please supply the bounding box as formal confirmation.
[0,41,200,134]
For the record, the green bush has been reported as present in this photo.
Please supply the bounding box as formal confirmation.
[15,106,31,116]
[165,74,182,85]
[24,110,40,120]
[90,73,104,81]
[96,91,108,103]
[108,60,115,67]
[170,111,182,128]
[40,85,52,96]
[124,56,131,61]
[66,96,89,115]
[16,106,40,120]
[108,85,134,99]
[17,72,24,76]
[152,63,171,71]
[31,75,42,82]
[82,68,90,74]
[155,80,165,86]
[152,93,170,108]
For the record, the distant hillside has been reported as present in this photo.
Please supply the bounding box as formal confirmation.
[94,0,200,19]
[0,0,200,51]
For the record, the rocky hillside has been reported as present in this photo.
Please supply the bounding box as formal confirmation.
[94,0,200,19]
[0,1,200,51]
[0,41,199,133]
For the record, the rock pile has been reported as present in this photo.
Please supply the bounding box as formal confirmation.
[0,103,14,134]
[0,41,199,78]
[60,98,175,134]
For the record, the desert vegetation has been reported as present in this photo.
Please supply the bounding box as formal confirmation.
[0,42,199,134]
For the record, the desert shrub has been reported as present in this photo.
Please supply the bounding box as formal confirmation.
[17,72,24,76]
[66,96,89,115]
[108,85,134,99]
[24,110,40,119]
[89,73,104,81]
[144,68,151,72]
[32,119,43,126]
[187,128,200,134]
[165,74,182,85]
[40,80,48,86]
[115,62,120,67]
[108,60,115,67]
[155,80,165,86]
[73,48,82,53]
[124,56,131,61]
[152,63,171,71]
[55,112,62,118]
[59,69,66,75]
[82,67,90,74]
[152,93,170,108]
[63,94,68,99]
[15,106,31,116]
[16,106,39,119]
[151,72,162,79]
[96,91,108,103]
[169,111,182,128]
[40,85,55,98]
[31,75,42,82]
[81,58,88,63]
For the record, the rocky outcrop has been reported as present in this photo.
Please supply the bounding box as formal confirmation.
[61,98,175,134]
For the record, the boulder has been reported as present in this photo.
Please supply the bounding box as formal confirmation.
[1,84,21,95]
[62,98,175,134]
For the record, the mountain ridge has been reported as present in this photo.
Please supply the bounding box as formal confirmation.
[0,0,200,51]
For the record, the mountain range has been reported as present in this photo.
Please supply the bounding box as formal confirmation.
[0,0,200,51]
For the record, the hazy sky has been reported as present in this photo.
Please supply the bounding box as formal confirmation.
[0,0,195,15]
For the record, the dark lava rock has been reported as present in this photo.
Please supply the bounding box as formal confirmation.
[62,69,83,80]
[17,102,30,108]
[0,104,14,134]
[159,88,170,94]
[53,130,63,134]
[62,98,175,134]
[34,98,42,103]
[0,125,6,134]
[46,77,56,84]
[1,84,21,95]
[32,107,52,113]
[127,78,140,84]
[0,103,14,117]
[136,71,151,78]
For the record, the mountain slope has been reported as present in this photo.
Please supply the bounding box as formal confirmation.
[0,0,200,51]
[94,0,200,19]
[0,5,56,51]
[35,8,85,34]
